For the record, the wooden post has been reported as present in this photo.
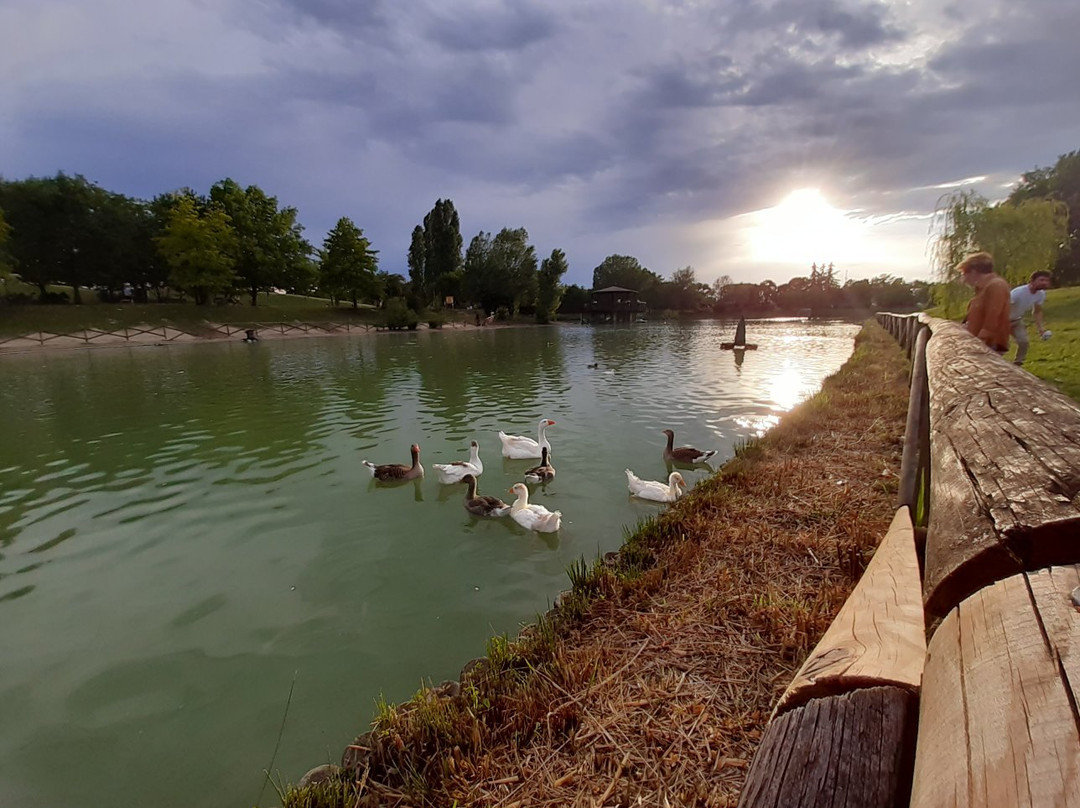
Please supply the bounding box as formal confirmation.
[910,565,1080,808]
[739,508,925,808]
[899,326,930,512]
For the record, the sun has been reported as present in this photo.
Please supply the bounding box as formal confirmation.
[743,188,870,265]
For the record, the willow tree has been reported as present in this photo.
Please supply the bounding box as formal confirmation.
[929,190,1067,318]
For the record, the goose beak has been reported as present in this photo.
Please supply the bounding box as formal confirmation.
[546,419,556,425]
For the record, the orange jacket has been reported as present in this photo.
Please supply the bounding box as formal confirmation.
[966,274,1011,351]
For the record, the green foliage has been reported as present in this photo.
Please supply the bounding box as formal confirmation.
[461,228,538,315]
[382,297,419,330]
[318,217,379,308]
[155,196,237,305]
[409,199,462,309]
[1009,149,1080,285]
[536,248,568,323]
[209,179,312,306]
[558,283,590,314]
[929,189,1068,318]
[591,255,662,299]
[0,208,12,285]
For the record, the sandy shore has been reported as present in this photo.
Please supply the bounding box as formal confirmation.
[0,319,522,356]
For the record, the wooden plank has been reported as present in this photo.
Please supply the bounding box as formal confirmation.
[923,320,1080,618]
[910,569,1080,808]
[900,327,930,511]
[775,507,926,714]
[738,686,918,808]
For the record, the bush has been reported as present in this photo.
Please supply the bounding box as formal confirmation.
[383,298,419,330]
[38,290,69,304]
[495,306,511,321]
[423,310,445,329]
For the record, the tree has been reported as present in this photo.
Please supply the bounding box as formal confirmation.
[209,179,311,306]
[591,255,663,306]
[559,284,590,314]
[377,271,408,301]
[666,266,703,310]
[536,248,568,323]
[1009,149,1080,284]
[493,228,537,314]
[408,199,463,308]
[0,208,12,288]
[930,189,1068,316]
[407,225,427,307]
[460,228,537,315]
[156,196,237,305]
[318,217,379,308]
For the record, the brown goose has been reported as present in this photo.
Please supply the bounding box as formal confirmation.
[662,429,717,465]
[461,474,511,517]
[523,446,555,484]
[363,443,424,481]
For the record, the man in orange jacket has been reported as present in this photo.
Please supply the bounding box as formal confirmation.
[958,252,1011,353]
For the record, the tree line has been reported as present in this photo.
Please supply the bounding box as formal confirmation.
[0,176,571,322]
[3,148,1075,321]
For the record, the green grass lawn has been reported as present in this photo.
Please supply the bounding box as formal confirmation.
[1018,285,1080,401]
[0,283,474,337]
[930,284,1080,401]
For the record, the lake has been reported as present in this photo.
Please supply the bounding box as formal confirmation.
[0,318,859,808]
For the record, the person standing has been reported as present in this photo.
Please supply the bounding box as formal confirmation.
[958,251,1011,354]
[1009,270,1052,366]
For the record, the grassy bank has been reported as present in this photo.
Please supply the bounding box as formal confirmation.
[0,286,483,336]
[274,321,911,808]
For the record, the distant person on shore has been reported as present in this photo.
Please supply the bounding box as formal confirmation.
[1009,270,1053,366]
[958,251,1010,354]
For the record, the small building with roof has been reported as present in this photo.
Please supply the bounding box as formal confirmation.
[586,286,647,324]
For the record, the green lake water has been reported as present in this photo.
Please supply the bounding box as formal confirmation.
[0,319,858,807]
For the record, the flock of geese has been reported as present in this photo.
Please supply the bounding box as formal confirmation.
[361,419,718,534]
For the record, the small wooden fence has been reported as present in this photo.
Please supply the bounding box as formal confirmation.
[739,313,1080,808]
[0,320,402,352]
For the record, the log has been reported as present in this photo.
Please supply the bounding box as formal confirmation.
[738,686,918,808]
[899,327,930,512]
[923,319,1080,619]
[775,507,925,714]
[910,566,1080,808]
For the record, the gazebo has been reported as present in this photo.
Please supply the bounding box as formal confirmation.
[587,286,647,324]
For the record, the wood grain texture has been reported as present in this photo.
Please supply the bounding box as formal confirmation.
[738,686,918,808]
[923,319,1080,618]
[910,567,1080,808]
[775,507,926,715]
[900,327,931,511]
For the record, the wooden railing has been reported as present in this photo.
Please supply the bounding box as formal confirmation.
[739,313,1080,808]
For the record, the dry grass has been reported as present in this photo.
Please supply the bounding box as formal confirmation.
[281,321,911,808]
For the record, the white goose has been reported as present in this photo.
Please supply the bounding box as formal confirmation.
[507,482,562,533]
[432,440,483,484]
[498,418,555,459]
[625,469,686,503]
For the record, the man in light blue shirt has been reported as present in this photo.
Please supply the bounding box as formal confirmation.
[1009,271,1052,366]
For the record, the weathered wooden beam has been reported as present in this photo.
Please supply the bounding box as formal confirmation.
[774,507,925,714]
[910,565,1080,808]
[923,319,1080,619]
[738,686,918,808]
[899,327,930,512]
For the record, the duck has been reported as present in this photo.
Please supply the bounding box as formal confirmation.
[461,473,510,517]
[625,469,686,503]
[524,446,556,484]
[507,482,562,532]
[499,418,555,459]
[662,429,717,465]
[432,440,483,484]
[363,443,424,481]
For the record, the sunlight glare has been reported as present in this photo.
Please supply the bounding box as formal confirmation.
[744,188,870,265]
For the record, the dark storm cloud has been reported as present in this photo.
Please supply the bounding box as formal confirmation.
[420,3,560,52]
[725,0,904,49]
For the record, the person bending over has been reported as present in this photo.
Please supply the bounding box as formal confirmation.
[1009,270,1052,366]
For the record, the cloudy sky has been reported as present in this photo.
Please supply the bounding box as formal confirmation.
[2,0,1078,289]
